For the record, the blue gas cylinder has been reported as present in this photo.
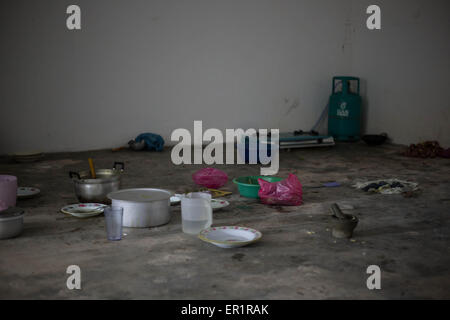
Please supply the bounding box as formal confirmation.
[327,76,362,141]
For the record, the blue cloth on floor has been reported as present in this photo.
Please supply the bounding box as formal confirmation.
[135,133,165,151]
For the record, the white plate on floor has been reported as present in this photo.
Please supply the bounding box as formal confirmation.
[198,226,262,248]
[17,187,40,199]
[171,196,229,211]
[61,203,107,218]
[211,199,229,211]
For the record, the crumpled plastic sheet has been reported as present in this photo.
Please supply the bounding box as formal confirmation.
[258,173,303,206]
[353,178,418,194]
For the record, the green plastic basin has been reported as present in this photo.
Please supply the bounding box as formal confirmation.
[233,176,283,198]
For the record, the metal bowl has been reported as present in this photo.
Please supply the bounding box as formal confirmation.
[69,162,124,203]
[0,207,24,240]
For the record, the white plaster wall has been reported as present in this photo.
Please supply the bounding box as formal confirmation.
[0,0,352,153]
[1,0,449,153]
[351,0,450,146]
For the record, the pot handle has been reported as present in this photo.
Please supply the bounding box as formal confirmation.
[113,162,125,171]
[69,171,81,180]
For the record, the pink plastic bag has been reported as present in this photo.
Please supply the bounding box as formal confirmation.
[192,168,228,189]
[258,173,303,206]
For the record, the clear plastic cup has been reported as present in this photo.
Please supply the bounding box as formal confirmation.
[104,206,123,241]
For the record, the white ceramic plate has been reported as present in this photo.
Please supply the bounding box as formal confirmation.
[211,199,230,211]
[17,187,40,199]
[198,226,262,248]
[61,203,107,218]
[170,195,229,211]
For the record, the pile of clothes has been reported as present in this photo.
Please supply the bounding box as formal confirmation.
[129,133,165,151]
[353,179,418,195]
[403,141,450,158]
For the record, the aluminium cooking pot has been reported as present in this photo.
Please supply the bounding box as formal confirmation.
[69,162,125,204]
[107,188,173,228]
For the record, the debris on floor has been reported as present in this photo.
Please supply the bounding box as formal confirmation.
[128,139,146,151]
[2,142,450,299]
[353,178,418,195]
[403,141,450,158]
[304,181,341,188]
[402,190,421,198]
[34,159,82,169]
[198,188,232,198]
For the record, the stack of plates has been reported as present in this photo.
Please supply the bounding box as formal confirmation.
[12,151,44,163]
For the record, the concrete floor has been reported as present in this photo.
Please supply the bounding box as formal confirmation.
[0,143,449,299]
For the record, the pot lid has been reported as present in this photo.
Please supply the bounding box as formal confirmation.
[107,188,173,202]
[0,207,24,220]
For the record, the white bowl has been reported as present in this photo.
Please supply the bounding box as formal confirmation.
[198,226,262,248]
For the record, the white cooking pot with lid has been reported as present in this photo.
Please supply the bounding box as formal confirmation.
[107,188,173,228]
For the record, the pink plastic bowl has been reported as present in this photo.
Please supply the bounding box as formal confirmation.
[0,175,18,211]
